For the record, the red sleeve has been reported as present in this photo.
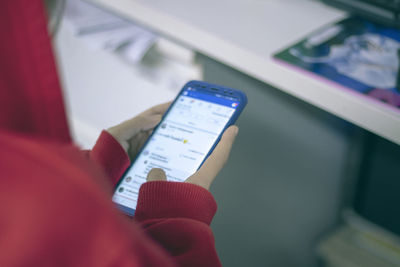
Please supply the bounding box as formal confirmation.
[89,130,130,186]
[135,181,222,267]
[87,132,222,266]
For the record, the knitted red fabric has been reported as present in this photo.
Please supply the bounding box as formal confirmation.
[0,1,221,266]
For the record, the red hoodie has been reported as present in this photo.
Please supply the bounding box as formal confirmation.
[0,1,221,266]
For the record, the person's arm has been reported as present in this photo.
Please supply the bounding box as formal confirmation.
[85,102,238,266]
[135,126,238,267]
[89,130,131,186]
[135,182,220,267]
[85,102,171,186]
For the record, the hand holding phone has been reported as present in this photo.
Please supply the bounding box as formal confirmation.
[146,124,238,190]
[107,102,171,159]
[112,81,247,216]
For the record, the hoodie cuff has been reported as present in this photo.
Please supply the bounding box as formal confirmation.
[134,181,217,225]
[91,130,130,186]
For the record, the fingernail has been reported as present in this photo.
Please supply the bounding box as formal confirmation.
[147,168,167,181]
[234,126,239,136]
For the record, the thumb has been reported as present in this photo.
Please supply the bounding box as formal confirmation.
[147,168,167,182]
[186,125,238,190]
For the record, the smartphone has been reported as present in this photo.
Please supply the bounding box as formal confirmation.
[112,81,247,216]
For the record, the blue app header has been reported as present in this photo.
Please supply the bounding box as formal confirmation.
[183,88,238,108]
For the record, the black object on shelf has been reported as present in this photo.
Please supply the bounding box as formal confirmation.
[322,0,400,28]
[353,133,400,237]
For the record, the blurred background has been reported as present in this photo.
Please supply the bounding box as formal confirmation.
[53,0,400,266]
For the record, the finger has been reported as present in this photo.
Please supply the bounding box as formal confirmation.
[127,131,145,159]
[197,125,239,175]
[135,114,162,132]
[137,130,152,149]
[125,101,171,134]
[127,130,151,159]
[108,101,171,141]
[147,168,167,182]
[109,114,161,142]
[186,125,238,189]
[143,101,172,116]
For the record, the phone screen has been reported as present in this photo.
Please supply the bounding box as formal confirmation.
[112,86,240,215]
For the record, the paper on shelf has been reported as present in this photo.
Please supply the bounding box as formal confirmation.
[117,29,157,63]
[64,0,156,63]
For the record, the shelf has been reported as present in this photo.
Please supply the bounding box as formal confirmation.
[89,0,400,145]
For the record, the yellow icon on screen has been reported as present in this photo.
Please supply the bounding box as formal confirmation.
[183,139,188,144]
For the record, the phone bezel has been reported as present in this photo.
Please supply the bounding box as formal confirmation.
[113,80,247,216]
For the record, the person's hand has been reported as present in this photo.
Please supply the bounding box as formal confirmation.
[146,125,239,190]
[107,102,171,160]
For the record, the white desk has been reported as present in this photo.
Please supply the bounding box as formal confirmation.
[55,22,177,148]
[89,0,400,145]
